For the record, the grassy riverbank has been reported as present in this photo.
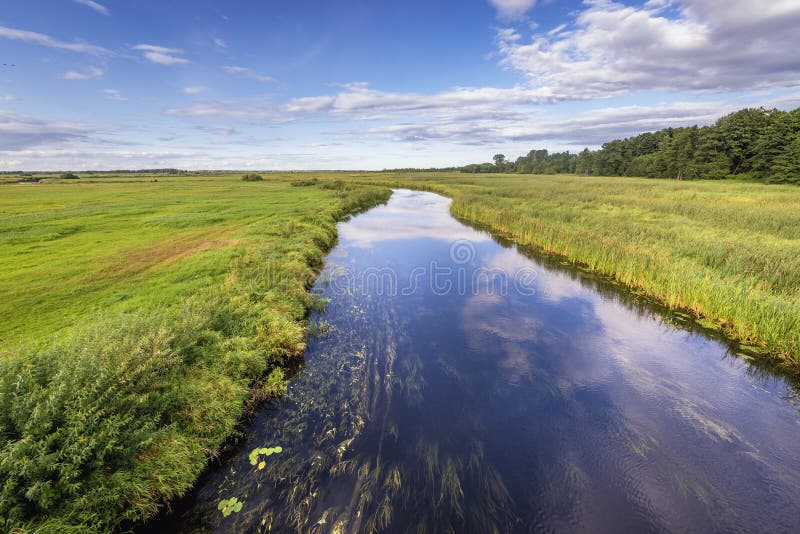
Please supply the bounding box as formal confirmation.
[0,175,390,531]
[358,172,800,364]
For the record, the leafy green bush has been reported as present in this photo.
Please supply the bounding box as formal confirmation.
[60,173,80,180]
[319,179,345,190]
[241,173,263,182]
[290,178,319,187]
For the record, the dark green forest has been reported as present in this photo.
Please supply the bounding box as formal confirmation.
[461,107,800,184]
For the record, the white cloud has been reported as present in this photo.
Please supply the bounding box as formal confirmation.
[20,0,799,170]
[282,83,554,118]
[196,125,238,136]
[496,0,800,99]
[0,95,15,103]
[74,0,110,16]
[165,99,276,120]
[489,0,537,19]
[165,84,551,122]
[164,80,741,148]
[368,101,729,146]
[213,37,228,48]
[0,144,367,172]
[133,44,190,65]
[104,89,127,101]
[0,111,91,150]
[0,25,109,55]
[62,66,105,80]
[546,23,567,36]
[223,66,275,82]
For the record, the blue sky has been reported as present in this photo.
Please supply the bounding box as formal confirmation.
[1,0,800,170]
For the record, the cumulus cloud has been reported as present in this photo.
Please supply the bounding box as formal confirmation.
[282,83,554,118]
[103,89,127,101]
[74,0,110,16]
[165,84,550,123]
[164,81,741,147]
[133,44,190,65]
[368,101,729,145]
[495,0,800,99]
[165,99,276,120]
[0,147,197,170]
[62,66,105,80]
[0,111,92,150]
[0,25,109,55]
[156,0,800,163]
[196,125,238,136]
[489,0,537,19]
[0,145,359,172]
[223,66,275,82]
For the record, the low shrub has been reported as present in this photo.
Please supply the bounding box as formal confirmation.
[290,178,319,187]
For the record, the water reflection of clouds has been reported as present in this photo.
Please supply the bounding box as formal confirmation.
[481,247,590,303]
[351,189,800,528]
[461,290,561,388]
[461,234,800,524]
[481,244,744,405]
[339,189,493,248]
[550,284,800,511]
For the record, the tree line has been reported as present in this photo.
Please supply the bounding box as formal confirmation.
[462,106,800,184]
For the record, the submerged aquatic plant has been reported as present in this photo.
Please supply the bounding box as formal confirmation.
[218,496,243,517]
[308,319,332,338]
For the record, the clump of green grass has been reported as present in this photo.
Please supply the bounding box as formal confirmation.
[291,178,319,187]
[0,176,390,532]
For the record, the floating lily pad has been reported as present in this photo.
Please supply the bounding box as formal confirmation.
[218,496,243,517]
[249,445,284,466]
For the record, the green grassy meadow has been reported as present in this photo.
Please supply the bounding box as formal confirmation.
[2,175,295,344]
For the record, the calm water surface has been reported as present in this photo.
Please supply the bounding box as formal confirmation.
[148,190,800,533]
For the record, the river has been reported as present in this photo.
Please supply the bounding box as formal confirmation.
[145,189,800,533]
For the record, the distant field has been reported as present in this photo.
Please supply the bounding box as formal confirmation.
[0,174,385,345]
[1,175,263,344]
[356,172,800,363]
